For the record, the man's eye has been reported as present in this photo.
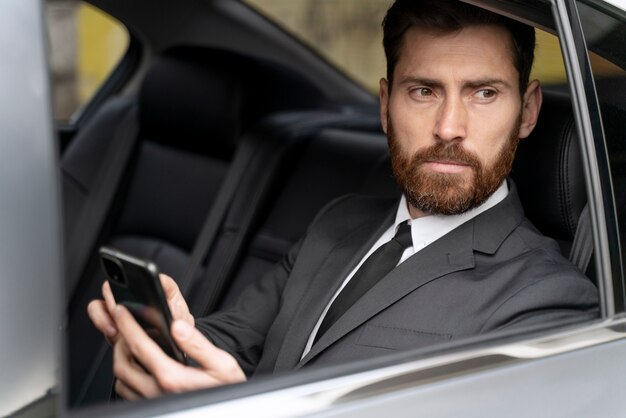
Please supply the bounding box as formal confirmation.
[475,89,496,99]
[411,87,433,97]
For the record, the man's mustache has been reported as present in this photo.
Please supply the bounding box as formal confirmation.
[410,143,481,170]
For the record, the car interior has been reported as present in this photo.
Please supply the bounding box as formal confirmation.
[59,0,605,411]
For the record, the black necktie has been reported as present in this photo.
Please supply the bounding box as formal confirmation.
[313,221,413,344]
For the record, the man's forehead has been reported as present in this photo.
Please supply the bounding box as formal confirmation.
[394,24,518,82]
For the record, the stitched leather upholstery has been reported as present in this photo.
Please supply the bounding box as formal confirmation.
[511,91,585,255]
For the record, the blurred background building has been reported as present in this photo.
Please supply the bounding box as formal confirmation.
[46,0,127,121]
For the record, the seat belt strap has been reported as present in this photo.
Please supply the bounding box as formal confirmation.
[179,137,257,298]
[569,203,594,272]
[66,105,140,294]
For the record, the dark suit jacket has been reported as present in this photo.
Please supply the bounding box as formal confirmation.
[196,183,599,376]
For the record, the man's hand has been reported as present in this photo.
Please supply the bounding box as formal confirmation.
[112,305,247,399]
[87,274,246,400]
[87,274,193,345]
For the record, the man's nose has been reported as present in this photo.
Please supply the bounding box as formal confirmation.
[433,97,467,142]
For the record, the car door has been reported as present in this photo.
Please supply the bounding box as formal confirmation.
[29,0,625,417]
[0,0,63,416]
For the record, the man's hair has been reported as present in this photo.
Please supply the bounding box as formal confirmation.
[382,0,536,94]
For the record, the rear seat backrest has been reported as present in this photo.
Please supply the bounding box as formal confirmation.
[217,127,399,311]
[110,51,245,277]
[64,46,329,285]
[63,50,248,281]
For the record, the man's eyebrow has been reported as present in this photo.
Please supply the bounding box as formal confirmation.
[397,77,513,90]
[462,78,512,89]
[397,77,443,88]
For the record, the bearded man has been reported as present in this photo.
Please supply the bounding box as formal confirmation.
[88,0,598,399]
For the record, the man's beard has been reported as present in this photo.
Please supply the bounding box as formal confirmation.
[387,116,521,216]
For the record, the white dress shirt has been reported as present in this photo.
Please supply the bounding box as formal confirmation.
[301,181,509,358]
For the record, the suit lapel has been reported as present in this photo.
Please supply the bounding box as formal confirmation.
[272,202,396,371]
[297,180,526,368]
[297,220,475,368]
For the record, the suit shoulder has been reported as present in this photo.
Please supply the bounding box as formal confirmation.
[479,218,599,331]
[497,217,566,263]
[310,194,397,229]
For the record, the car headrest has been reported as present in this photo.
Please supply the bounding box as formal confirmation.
[139,48,246,160]
[511,90,586,248]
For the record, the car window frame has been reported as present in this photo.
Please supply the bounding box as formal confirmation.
[63,0,626,416]
[0,0,63,415]
[575,0,626,309]
[553,0,626,316]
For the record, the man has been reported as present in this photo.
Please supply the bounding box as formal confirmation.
[88,0,598,399]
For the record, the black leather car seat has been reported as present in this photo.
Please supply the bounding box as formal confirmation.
[511,90,588,260]
[214,125,400,312]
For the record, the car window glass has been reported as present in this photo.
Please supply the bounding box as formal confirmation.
[244,0,567,91]
[45,0,129,122]
[244,0,392,92]
[576,1,626,278]
[534,29,567,85]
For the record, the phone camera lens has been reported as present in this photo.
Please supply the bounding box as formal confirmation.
[102,258,127,285]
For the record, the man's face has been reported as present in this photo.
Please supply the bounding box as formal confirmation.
[380,25,542,217]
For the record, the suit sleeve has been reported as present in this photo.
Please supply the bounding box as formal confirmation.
[480,270,600,333]
[194,238,302,375]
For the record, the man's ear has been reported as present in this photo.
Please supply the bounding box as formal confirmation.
[519,79,543,139]
[380,78,389,134]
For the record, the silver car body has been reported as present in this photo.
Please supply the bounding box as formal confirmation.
[0,0,62,416]
[1,0,625,416]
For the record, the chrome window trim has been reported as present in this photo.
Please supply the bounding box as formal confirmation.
[553,0,625,316]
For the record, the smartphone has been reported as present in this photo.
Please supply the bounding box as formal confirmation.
[99,246,186,364]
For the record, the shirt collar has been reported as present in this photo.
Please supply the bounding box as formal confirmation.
[394,181,509,250]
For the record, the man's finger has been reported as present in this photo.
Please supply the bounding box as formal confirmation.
[113,339,163,399]
[113,306,226,393]
[113,305,181,378]
[159,274,179,301]
[87,299,118,342]
[171,320,246,384]
[159,274,194,324]
[102,280,117,316]
[115,379,143,401]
